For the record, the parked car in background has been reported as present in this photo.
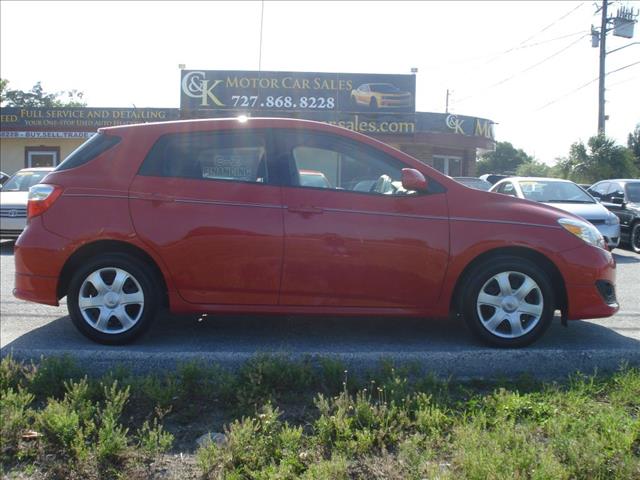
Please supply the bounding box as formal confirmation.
[588,179,640,253]
[0,171,10,186]
[350,83,413,110]
[479,173,510,185]
[490,177,620,249]
[0,168,54,239]
[15,118,618,348]
[453,177,492,191]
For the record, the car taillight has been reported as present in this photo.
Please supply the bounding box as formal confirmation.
[27,184,63,219]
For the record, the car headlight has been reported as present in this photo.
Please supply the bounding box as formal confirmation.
[605,211,619,225]
[558,218,606,249]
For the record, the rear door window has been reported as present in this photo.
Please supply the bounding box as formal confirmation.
[139,131,269,184]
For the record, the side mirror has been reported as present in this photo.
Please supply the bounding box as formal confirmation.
[611,196,625,206]
[401,168,428,192]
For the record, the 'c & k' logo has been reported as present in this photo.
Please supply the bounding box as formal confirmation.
[181,71,225,107]
[445,114,465,135]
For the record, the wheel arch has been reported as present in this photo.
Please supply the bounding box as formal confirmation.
[57,239,169,307]
[449,246,567,315]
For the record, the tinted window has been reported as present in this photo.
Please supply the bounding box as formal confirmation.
[139,131,268,183]
[588,182,609,199]
[55,133,121,171]
[2,170,51,191]
[608,182,625,200]
[283,132,412,196]
[626,183,640,202]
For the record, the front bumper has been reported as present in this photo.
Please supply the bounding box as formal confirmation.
[0,216,27,239]
[558,244,619,320]
[595,223,621,249]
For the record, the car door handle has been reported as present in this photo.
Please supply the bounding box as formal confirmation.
[288,206,323,215]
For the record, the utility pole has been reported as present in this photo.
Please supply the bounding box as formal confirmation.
[592,1,638,135]
[597,0,608,134]
[445,89,450,113]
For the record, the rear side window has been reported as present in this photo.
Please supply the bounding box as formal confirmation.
[139,131,268,184]
[55,133,121,171]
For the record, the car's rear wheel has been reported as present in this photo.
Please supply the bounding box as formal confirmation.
[67,253,158,345]
[461,256,555,348]
[630,222,640,254]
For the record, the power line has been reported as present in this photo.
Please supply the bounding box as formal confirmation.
[480,2,586,65]
[424,30,588,71]
[534,60,640,111]
[455,34,590,105]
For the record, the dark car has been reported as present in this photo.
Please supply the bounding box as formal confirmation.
[0,171,10,186]
[453,177,492,191]
[479,174,510,185]
[588,179,640,253]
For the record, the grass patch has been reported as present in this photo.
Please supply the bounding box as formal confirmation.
[1,354,638,479]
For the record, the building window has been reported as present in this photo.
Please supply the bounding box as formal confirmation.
[432,155,462,176]
[25,146,60,168]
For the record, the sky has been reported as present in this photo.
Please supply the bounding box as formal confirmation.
[1,0,639,164]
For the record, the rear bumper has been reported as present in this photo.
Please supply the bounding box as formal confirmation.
[13,216,69,306]
[14,273,59,306]
[558,245,619,320]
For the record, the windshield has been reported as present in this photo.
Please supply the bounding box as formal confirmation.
[370,84,400,93]
[626,183,640,203]
[519,180,595,203]
[2,171,50,192]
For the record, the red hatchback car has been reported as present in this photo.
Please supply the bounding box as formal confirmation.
[14,118,618,347]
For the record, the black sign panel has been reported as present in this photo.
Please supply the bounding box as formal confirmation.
[180,70,416,114]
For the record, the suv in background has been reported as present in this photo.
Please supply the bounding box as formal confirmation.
[588,179,640,253]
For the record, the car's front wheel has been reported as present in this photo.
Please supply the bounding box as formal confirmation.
[67,253,159,345]
[461,256,555,348]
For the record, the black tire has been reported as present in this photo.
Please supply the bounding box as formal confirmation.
[67,253,159,345]
[630,222,640,254]
[461,256,555,348]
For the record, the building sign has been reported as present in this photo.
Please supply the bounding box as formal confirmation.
[0,107,180,132]
[418,113,495,140]
[180,70,416,114]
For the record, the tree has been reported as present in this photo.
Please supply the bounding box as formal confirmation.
[628,123,640,170]
[0,79,86,107]
[515,159,552,177]
[476,141,534,175]
[554,134,638,183]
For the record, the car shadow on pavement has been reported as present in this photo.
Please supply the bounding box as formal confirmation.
[613,251,640,264]
[2,311,639,356]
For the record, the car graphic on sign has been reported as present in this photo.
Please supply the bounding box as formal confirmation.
[350,83,413,110]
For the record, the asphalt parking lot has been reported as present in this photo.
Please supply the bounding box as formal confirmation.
[1,240,638,379]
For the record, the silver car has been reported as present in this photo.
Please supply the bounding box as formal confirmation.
[490,177,620,249]
[0,168,54,239]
